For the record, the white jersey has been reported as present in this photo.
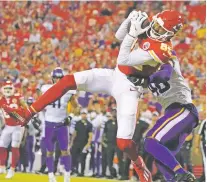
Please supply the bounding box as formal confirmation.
[69,115,81,135]
[38,111,45,138]
[27,120,36,136]
[41,84,76,123]
[150,58,192,109]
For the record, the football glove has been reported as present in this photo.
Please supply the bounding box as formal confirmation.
[63,116,72,126]
[129,11,150,38]
[127,75,149,88]
[32,117,41,131]
[127,10,139,21]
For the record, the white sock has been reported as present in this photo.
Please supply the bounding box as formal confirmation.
[48,172,55,178]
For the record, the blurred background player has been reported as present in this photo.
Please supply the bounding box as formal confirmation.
[102,111,118,179]
[25,97,41,173]
[40,67,77,182]
[70,109,93,176]
[0,80,27,178]
[90,102,107,177]
[35,110,47,174]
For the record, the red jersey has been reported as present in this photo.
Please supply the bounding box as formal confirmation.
[0,93,24,126]
[118,36,173,76]
[139,37,173,63]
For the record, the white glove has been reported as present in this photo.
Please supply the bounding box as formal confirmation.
[115,10,139,41]
[127,10,139,21]
[129,11,150,38]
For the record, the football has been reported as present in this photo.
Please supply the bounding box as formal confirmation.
[141,18,151,29]
[127,18,151,35]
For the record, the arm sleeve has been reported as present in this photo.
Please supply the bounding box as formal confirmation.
[149,64,173,83]
[115,18,130,41]
[117,34,153,66]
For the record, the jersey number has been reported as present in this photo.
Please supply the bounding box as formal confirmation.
[50,99,61,108]
[148,82,170,96]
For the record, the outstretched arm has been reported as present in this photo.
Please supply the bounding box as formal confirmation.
[149,63,173,84]
[117,35,153,66]
[117,12,153,66]
[115,18,130,41]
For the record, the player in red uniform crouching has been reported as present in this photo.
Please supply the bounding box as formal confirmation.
[0,81,27,179]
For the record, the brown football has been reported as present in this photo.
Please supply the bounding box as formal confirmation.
[127,19,150,35]
[141,18,150,29]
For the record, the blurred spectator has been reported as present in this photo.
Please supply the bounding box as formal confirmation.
[102,111,117,179]
[71,109,93,176]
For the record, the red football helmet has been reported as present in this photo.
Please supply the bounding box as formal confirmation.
[147,10,184,42]
[1,80,15,97]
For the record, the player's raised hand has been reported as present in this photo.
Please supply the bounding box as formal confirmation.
[129,11,150,38]
[127,10,139,21]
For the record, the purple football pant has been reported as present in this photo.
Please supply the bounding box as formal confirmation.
[26,135,35,172]
[45,121,70,173]
[41,137,47,167]
[91,142,102,176]
[144,104,198,181]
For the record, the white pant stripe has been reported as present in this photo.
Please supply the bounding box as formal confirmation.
[155,109,190,141]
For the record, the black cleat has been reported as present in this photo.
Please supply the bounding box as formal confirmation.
[174,172,197,182]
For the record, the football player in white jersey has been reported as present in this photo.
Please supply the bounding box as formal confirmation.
[141,55,198,181]
[3,10,184,182]
[40,67,77,182]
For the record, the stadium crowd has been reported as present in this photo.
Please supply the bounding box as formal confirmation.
[0,1,206,181]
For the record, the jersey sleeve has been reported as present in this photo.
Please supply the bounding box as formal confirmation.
[117,34,154,66]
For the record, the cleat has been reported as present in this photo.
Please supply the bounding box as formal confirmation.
[132,156,152,182]
[174,172,197,182]
[5,168,15,179]
[48,173,57,182]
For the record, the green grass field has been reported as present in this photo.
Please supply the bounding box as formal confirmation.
[0,173,120,182]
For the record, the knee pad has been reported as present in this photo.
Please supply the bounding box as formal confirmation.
[116,138,135,152]
[11,139,21,148]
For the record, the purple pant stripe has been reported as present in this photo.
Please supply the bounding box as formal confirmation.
[147,108,185,139]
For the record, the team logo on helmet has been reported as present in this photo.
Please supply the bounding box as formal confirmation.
[143,42,150,50]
